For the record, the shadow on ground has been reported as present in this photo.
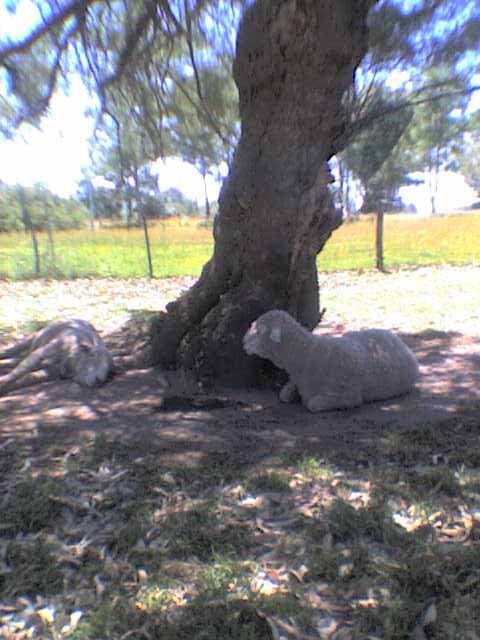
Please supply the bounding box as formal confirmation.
[1,328,479,471]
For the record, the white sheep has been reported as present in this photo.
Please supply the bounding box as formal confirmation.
[0,319,114,395]
[243,310,420,411]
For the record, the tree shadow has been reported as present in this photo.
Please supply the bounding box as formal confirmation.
[1,322,479,640]
[0,324,478,472]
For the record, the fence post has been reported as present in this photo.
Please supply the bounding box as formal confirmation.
[47,221,55,266]
[45,199,55,267]
[141,213,154,278]
[375,209,385,272]
[18,188,41,276]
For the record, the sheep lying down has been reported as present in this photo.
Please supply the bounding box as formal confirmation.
[0,319,114,395]
[243,310,420,411]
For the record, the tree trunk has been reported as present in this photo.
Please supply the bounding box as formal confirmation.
[149,0,371,386]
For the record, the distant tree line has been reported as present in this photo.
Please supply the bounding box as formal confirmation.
[0,182,88,232]
[76,179,200,227]
[0,180,200,232]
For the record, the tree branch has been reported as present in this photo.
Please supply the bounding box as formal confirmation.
[337,83,480,152]
[101,0,160,90]
[0,0,94,61]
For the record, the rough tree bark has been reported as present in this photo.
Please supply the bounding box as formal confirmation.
[149,0,371,386]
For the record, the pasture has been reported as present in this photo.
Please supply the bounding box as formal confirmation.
[1,265,479,639]
[0,211,479,280]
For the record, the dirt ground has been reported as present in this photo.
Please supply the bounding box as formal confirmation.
[1,265,479,468]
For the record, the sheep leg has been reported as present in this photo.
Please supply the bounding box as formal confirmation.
[0,337,33,361]
[305,388,363,412]
[0,342,58,392]
[279,380,299,403]
[0,369,51,395]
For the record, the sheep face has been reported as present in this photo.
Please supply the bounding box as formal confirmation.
[72,342,113,386]
[243,311,284,359]
[58,332,114,387]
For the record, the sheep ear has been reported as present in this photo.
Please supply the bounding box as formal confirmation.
[270,326,282,343]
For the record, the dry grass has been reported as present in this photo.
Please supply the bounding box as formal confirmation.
[1,264,478,346]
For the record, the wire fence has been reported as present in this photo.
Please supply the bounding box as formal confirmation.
[0,212,479,281]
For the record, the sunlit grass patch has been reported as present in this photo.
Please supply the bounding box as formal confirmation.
[319,212,480,271]
[1,212,479,279]
[195,557,254,601]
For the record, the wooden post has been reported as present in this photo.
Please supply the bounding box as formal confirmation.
[44,200,55,266]
[141,213,154,278]
[47,221,55,264]
[30,227,40,276]
[18,188,40,276]
[376,209,385,272]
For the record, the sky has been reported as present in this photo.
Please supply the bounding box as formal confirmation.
[0,1,478,211]
[0,77,222,203]
[0,0,222,204]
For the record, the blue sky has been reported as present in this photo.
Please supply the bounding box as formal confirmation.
[0,0,478,210]
[0,1,223,203]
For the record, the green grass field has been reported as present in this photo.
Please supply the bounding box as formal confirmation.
[1,212,479,280]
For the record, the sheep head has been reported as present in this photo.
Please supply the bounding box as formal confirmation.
[64,341,113,386]
[243,310,290,359]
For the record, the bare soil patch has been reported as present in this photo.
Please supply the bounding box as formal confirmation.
[1,265,479,461]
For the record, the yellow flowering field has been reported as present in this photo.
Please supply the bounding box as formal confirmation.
[0,212,478,280]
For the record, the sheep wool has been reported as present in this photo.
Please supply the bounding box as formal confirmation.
[243,310,420,412]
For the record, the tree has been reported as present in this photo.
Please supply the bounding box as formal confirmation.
[0,182,88,231]
[406,67,469,214]
[339,85,416,212]
[331,0,480,217]
[167,65,239,219]
[77,180,123,221]
[455,112,480,200]
[148,1,372,384]
[1,0,480,386]
[0,181,23,231]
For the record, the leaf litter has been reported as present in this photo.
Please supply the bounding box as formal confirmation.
[0,265,479,638]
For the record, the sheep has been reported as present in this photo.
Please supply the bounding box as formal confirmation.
[243,310,420,411]
[0,319,114,395]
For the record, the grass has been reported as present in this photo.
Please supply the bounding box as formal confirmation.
[1,422,480,639]
[318,211,480,271]
[0,217,213,280]
[0,475,62,534]
[0,212,479,279]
